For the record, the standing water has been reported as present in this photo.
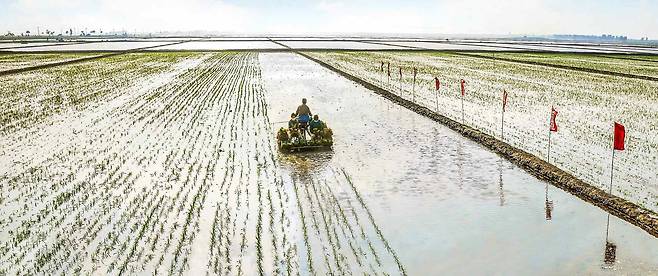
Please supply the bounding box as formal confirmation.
[260,52,658,275]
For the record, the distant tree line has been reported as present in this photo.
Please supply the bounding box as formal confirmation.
[3,28,103,38]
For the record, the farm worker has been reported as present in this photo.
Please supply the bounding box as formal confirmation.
[309,114,324,134]
[295,98,312,124]
[288,113,298,129]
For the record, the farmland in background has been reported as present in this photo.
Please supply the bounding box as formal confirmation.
[0,53,103,72]
[306,51,658,212]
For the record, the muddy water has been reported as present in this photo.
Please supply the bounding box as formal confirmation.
[259,53,658,275]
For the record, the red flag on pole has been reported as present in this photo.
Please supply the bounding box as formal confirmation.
[460,79,466,96]
[613,122,625,150]
[502,90,508,112]
[434,77,440,91]
[549,107,558,132]
[387,62,390,77]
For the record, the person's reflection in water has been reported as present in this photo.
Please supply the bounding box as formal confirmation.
[545,184,554,221]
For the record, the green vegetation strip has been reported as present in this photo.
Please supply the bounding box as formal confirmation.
[0,41,187,76]
[0,52,122,76]
[297,51,658,238]
[454,52,658,82]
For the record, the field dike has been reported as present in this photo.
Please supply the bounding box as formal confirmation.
[0,41,187,76]
[297,51,658,238]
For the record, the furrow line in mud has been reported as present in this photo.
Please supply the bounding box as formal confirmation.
[298,175,336,275]
[317,179,368,272]
[291,178,316,275]
[297,51,658,238]
[307,179,346,275]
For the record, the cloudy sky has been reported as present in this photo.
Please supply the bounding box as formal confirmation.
[1,0,656,38]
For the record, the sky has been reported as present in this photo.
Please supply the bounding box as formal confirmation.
[1,0,657,38]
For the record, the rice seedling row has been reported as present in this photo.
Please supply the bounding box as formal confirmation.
[0,51,409,275]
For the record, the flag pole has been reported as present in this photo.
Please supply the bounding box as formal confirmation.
[547,116,552,163]
[387,62,390,89]
[399,69,402,96]
[435,81,439,113]
[461,93,464,123]
[501,103,505,140]
[605,147,616,242]
[412,76,416,103]
[609,149,615,194]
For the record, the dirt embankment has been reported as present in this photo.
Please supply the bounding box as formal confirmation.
[0,41,188,76]
[297,51,658,238]
[452,52,658,82]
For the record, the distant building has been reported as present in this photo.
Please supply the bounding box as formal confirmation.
[552,34,628,41]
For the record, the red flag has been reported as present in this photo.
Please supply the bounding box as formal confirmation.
[613,122,625,150]
[434,77,440,91]
[387,62,390,77]
[502,90,508,112]
[549,107,558,132]
[460,79,466,96]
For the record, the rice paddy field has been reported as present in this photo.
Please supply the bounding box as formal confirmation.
[0,53,102,72]
[1,48,657,275]
[306,51,658,212]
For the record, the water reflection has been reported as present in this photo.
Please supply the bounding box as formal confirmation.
[603,214,617,267]
[457,140,464,190]
[498,158,505,206]
[278,150,334,178]
[260,53,658,275]
[545,184,553,221]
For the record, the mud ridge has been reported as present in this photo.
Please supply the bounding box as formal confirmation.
[296,51,658,238]
[452,52,658,82]
[0,41,188,76]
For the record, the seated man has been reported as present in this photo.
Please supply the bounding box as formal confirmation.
[295,98,312,126]
[288,113,298,129]
[309,114,324,135]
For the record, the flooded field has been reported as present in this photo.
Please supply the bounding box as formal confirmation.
[3,38,657,54]
[307,51,658,212]
[0,51,656,274]
[150,41,285,50]
[4,41,172,52]
[276,40,409,50]
[261,53,658,275]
